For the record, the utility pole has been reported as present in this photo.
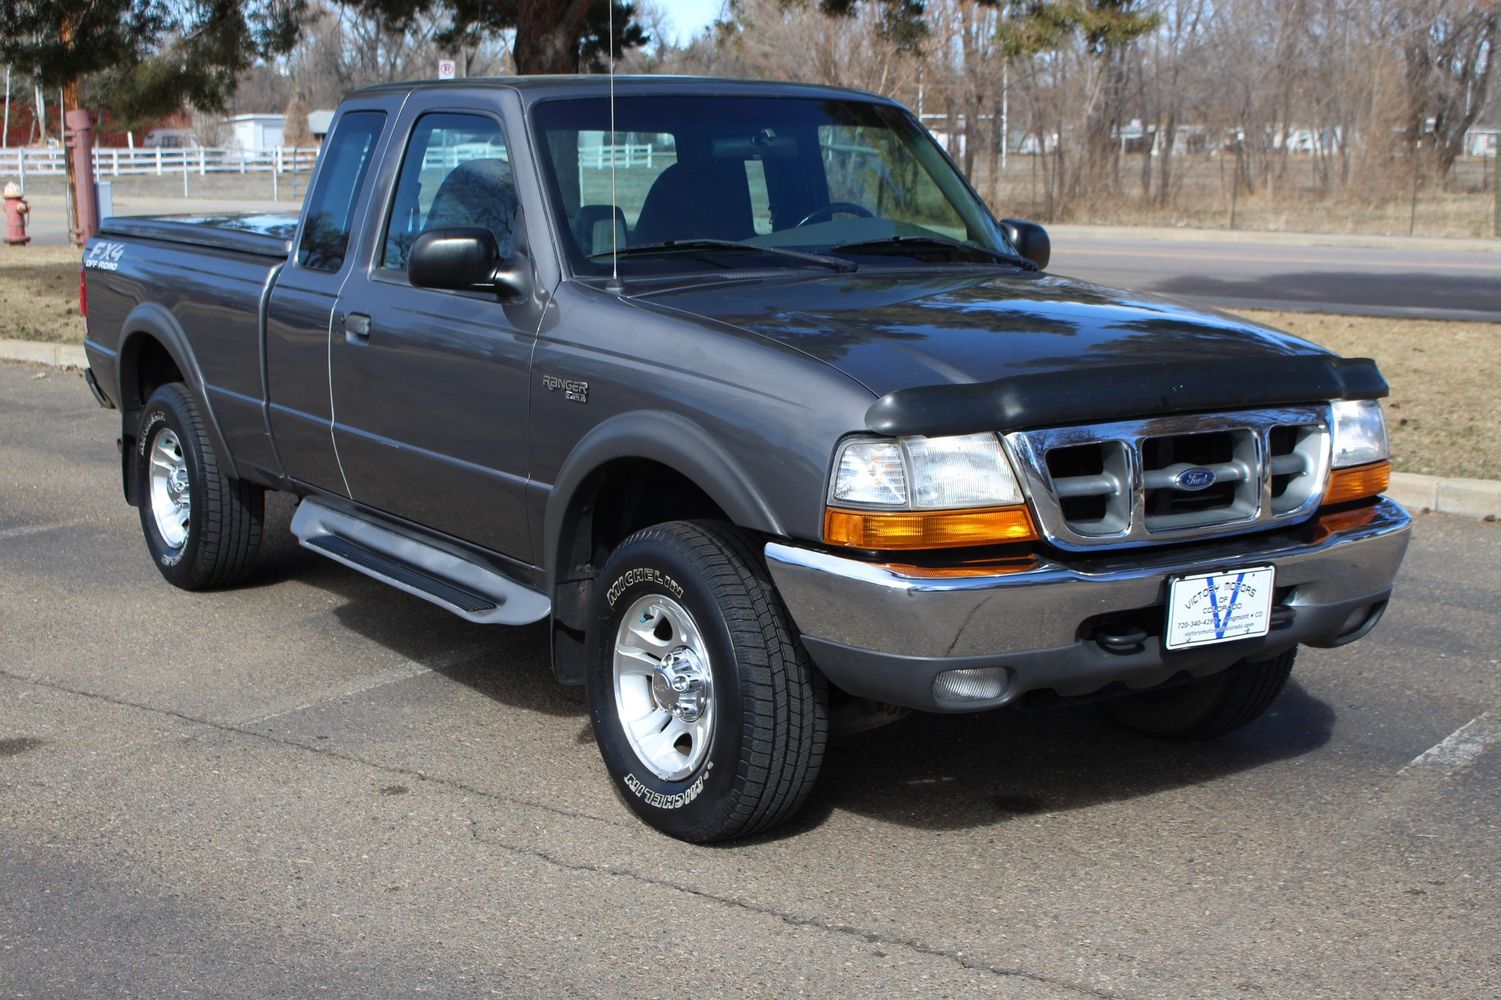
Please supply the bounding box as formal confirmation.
[60,15,85,243]
[1000,62,1009,173]
[3,65,10,149]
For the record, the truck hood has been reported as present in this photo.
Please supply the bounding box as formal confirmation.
[635,268,1328,398]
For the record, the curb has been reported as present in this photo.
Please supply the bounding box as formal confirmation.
[0,338,87,369]
[2,337,1496,519]
[1388,472,1501,520]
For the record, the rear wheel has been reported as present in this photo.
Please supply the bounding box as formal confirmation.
[1099,648,1297,740]
[135,383,264,590]
[586,520,827,842]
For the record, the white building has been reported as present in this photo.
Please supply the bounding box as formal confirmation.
[307,110,336,143]
[223,114,285,152]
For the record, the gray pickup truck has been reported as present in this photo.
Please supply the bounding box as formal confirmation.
[81,76,1410,841]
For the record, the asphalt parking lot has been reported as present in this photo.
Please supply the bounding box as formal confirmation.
[2,362,1499,999]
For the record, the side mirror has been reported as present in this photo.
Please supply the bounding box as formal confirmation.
[999,218,1050,271]
[408,227,529,299]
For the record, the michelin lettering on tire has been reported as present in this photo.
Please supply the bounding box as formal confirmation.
[140,411,186,566]
[138,411,167,457]
[605,566,684,607]
[623,762,714,810]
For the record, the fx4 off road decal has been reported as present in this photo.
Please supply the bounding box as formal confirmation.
[85,241,126,271]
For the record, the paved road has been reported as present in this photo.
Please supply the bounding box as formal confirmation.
[1050,229,1501,322]
[3,363,1500,998]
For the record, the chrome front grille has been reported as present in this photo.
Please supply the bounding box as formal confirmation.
[1006,407,1331,550]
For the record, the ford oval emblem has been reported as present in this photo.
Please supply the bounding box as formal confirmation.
[1175,467,1217,491]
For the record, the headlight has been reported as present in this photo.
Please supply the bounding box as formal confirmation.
[1324,399,1392,505]
[826,433,1035,550]
[831,439,908,507]
[1330,399,1389,468]
[830,432,1024,509]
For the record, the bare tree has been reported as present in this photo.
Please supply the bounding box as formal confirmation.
[283,96,314,146]
[1395,0,1498,178]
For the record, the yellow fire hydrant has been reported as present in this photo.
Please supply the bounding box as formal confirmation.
[4,182,31,246]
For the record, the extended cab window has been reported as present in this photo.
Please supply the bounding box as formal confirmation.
[383,113,516,272]
[297,111,384,272]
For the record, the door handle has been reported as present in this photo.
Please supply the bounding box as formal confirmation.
[344,312,372,344]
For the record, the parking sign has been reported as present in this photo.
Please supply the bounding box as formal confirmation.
[438,59,456,80]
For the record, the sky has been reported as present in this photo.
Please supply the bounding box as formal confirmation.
[654,0,725,46]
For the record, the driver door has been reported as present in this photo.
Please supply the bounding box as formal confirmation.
[329,106,537,563]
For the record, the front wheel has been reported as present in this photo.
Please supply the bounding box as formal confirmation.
[586,521,827,842]
[1099,648,1297,740]
[135,383,264,590]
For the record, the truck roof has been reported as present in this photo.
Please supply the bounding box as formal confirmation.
[346,75,898,107]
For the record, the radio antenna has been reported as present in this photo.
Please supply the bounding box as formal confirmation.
[607,0,620,289]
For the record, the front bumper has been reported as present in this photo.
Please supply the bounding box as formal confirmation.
[765,498,1411,713]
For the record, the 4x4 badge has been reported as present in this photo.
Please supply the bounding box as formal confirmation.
[542,375,589,403]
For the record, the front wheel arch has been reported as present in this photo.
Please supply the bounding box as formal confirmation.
[544,411,787,596]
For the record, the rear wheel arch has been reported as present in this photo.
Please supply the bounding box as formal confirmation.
[116,304,239,496]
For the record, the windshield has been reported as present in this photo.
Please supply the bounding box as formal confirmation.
[530,95,1014,277]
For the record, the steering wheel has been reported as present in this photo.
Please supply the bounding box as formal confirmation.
[795,201,874,227]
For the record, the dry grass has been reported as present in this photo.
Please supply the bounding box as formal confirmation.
[976,154,1501,239]
[0,245,84,343]
[2,246,1492,480]
[1233,311,1501,481]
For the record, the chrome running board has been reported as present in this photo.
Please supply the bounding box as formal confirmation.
[290,499,550,625]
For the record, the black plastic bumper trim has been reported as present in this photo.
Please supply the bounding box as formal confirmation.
[800,590,1390,714]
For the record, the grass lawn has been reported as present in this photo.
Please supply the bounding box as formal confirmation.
[1234,311,1501,481]
[2,244,1492,479]
[0,245,84,344]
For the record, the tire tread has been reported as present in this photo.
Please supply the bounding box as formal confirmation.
[140,383,264,590]
[597,519,827,842]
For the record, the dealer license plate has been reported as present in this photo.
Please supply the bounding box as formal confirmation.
[1163,566,1276,651]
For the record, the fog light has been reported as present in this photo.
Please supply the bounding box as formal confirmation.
[1338,605,1370,636]
[932,666,1009,704]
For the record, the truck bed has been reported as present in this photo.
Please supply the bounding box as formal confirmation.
[99,213,299,258]
[85,213,297,486]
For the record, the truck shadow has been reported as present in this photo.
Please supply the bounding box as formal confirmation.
[784,683,1335,835]
[257,495,1337,834]
[253,494,577,720]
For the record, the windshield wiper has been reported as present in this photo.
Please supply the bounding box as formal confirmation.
[591,239,856,273]
[830,235,1036,271]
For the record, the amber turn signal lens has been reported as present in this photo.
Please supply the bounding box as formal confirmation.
[824,505,1038,550]
[1323,460,1391,506]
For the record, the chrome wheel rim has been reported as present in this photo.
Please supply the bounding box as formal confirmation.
[613,594,715,781]
[148,428,191,549]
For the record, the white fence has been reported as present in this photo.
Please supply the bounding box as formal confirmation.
[579,144,655,169]
[0,146,321,185]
